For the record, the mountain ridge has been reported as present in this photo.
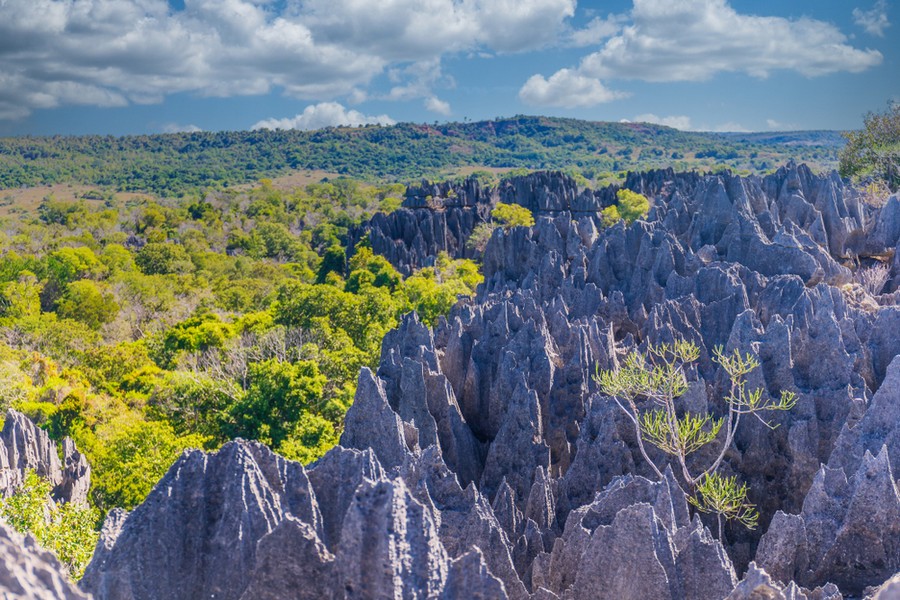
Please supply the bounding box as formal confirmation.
[0,116,845,196]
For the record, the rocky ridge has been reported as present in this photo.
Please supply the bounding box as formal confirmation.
[0,409,91,506]
[75,165,900,599]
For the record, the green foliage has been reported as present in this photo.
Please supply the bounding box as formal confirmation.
[839,102,900,192]
[595,340,796,538]
[600,205,621,228]
[0,471,99,579]
[82,415,207,511]
[157,314,236,367]
[601,189,650,227]
[491,202,535,229]
[400,253,482,325]
[0,173,480,515]
[466,222,496,253]
[616,189,651,223]
[277,411,339,464]
[0,272,41,322]
[0,117,843,195]
[689,472,759,535]
[135,243,194,275]
[226,359,326,448]
[56,280,119,329]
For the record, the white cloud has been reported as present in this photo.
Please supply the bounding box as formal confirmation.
[300,0,576,57]
[519,69,628,108]
[633,113,693,130]
[0,0,576,119]
[162,123,202,133]
[570,14,626,47]
[520,0,882,108]
[580,0,882,81]
[251,102,395,131]
[425,97,452,116]
[854,0,891,36]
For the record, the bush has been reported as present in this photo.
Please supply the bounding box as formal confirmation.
[0,471,99,579]
[839,102,900,192]
[491,202,534,228]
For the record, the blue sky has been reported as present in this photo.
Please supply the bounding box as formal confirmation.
[0,0,897,136]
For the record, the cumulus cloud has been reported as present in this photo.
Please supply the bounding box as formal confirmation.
[251,102,395,131]
[570,14,626,47]
[854,0,891,36]
[632,114,693,130]
[521,0,882,107]
[300,0,576,57]
[519,69,628,108]
[0,0,576,119]
[425,97,452,116]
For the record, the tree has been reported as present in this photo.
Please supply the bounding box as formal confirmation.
[56,280,119,329]
[225,358,326,448]
[601,189,650,227]
[83,415,207,511]
[278,411,340,464]
[467,203,534,254]
[616,189,650,223]
[839,102,900,192]
[135,242,193,275]
[595,340,796,540]
[466,223,496,253]
[492,202,535,228]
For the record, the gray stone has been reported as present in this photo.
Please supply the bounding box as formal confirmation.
[1,409,91,505]
[0,520,91,600]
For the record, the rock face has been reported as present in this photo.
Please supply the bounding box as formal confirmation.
[0,520,91,600]
[0,409,91,505]
[82,165,900,599]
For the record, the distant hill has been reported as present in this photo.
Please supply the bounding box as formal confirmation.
[0,116,846,196]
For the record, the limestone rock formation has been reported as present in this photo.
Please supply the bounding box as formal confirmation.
[80,165,900,599]
[757,446,900,595]
[0,520,91,600]
[0,409,91,505]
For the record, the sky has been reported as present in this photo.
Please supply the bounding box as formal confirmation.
[0,0,897,136]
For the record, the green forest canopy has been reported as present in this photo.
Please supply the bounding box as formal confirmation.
[0,116,844,196]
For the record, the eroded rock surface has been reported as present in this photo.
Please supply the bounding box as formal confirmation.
[82,166,900,599]
[0,409,91,505]
[0,520,91,600]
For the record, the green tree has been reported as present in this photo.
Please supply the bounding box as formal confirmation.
[56,280,119,329]
[83,415,207,511]
[492,202,535,228]
[595,341,796,540]
[0,471,99,579]
[0,271,42,322]
[839,102,900,192]
[225,358,326,448]
[135,242,194,275]
[616,188,651,223]
[278,411,340,464]
[466,222,496,253]
[316,245,347,283]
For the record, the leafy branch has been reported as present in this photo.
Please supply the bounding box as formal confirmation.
[595,340,796,540]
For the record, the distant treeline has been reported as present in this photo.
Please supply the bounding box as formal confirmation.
[0,116,845,195]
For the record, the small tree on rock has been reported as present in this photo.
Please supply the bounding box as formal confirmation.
[595,340,796,540]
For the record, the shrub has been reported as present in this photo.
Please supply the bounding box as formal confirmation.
[0,471,99,579]
[839,102,900,192]
[595,340,796,540]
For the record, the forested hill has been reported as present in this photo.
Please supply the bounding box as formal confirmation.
[0,116,845,196]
